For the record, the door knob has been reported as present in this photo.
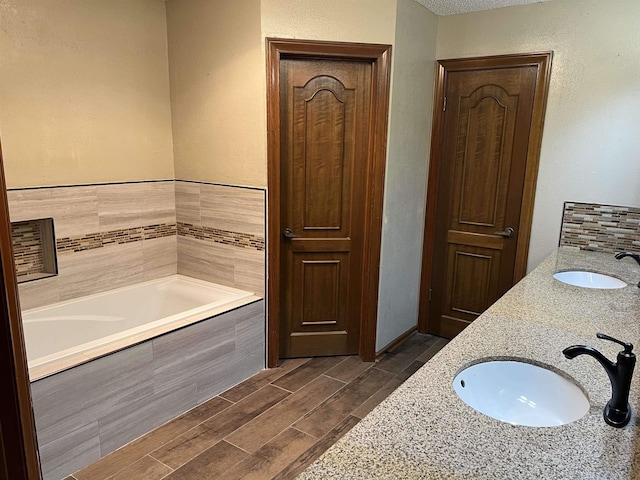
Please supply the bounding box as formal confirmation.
[493,227,515,238]
[282,227,302,239]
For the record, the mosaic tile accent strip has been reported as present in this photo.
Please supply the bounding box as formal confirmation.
[177,222,265,251]
[560,202,640,254]
[12,220,44,277]
[57,223,177,254]
[56,222,265,254]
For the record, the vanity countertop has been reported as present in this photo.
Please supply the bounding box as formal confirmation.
[298,248,640,479]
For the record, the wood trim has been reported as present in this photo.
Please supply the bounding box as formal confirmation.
[0,144,42,479]
[266,38,392,366]
[375,326,417,360]
[418,62,447,334]
[418,52,553,334]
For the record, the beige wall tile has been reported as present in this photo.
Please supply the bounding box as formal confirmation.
[51,186,99,238]
[97,181,176,231]
[143,236,178,281]
[7,189,54,222]
[177,237,235,288]
[175,181,200,225]
[234,247,265,296]
[18,275,61,310]
[58,243,145,301]
[200,184,264,237]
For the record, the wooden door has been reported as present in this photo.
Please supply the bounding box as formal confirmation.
[429,65,539,338]
[278,58,372,358]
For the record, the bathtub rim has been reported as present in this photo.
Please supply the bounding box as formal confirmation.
[24,276,262,381]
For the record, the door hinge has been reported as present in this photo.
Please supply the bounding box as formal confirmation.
[443,96,447,112]
[429,288,432,302]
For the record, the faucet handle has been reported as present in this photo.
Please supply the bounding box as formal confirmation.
[597,333,634,354]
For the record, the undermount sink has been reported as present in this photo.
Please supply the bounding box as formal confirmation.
[453,360,589,427]
[553,271,627,289]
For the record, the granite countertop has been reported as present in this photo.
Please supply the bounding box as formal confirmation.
[299,248,640,479]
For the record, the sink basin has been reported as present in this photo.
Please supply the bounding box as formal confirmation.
[453,360,589,427]
[553,271,626,289]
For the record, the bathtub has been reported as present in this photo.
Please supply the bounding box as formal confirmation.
[22,274,258,380]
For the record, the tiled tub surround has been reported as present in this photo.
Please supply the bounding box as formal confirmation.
[8,180,266,309]
[32,299,265,480]
[560,201,640,253]
[175,180,265,296]
[299,250,640,479]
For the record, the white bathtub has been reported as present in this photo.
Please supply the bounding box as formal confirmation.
[22,275,258,380]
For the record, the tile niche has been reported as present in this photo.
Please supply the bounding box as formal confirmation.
[11,217,57,283]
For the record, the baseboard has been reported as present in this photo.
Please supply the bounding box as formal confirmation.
[375,326,418,360]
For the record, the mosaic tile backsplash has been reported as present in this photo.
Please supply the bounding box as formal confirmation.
[560,202,640,254]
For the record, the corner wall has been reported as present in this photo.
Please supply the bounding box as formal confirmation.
[375,0,438,351]
[436,0,640,271]
[0,0,175,188]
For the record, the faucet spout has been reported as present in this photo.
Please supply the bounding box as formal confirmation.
[615,252,640,288]
[563,334,636,428]
[563,345,615,370]
[614,251,640,267]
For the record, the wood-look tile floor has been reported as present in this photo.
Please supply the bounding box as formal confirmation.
[68,333,448,480]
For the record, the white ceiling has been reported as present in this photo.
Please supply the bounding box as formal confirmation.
[414,0,554,16]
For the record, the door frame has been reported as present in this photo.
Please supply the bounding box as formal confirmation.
[0,145,42,479]
[266,38,392,367]
[418,52,553,333]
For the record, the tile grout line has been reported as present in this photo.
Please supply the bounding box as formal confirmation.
[270,383,297,394]
[151,455,174,473]
[290,425,319,439]
[223,437,255,455]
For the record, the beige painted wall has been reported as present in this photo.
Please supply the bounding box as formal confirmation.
[261,0,397,44]
[437,0,640,271]
[0,0,174,188]
[376,0,438,351]
[166,0,264,187]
